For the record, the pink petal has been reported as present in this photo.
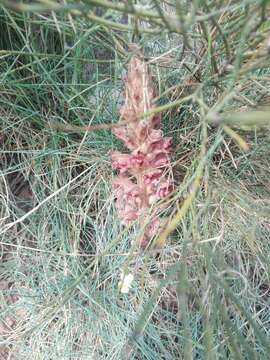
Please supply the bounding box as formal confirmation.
[150,152,169,167]
[111,151,132,173]
[140,217,160,247]
[119,206,139,224]
[147,217,160,236]
[112,176,135,193]
[130,151,148,168]
[157,180,173,198]
[148,129,163,142]
[148,137,172,153]
[113,126,136,150]
[143,169,163,184]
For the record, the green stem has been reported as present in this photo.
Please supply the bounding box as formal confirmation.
[154,118,208,248]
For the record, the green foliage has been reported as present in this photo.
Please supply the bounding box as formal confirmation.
[0,1,270,359]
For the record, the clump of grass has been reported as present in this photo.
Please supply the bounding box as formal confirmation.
[0,1,270,359]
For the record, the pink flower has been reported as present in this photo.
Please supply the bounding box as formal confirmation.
[113,176,142,224]
[111,150,150,174]
[113,125,137,150]
[130,151,147,167]
[147,129,163,142]
[140,217,160,247]
[157,180,173,198]
[110,45,173,246]
[119,205,138,224]
[113,176,137,194]
[148,137,172,153]
[146,217,160,236]
[143,169,163,185]
[111,151,132,174]
[149,152,169,167]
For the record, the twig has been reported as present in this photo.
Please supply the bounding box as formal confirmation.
[47,119,125,133]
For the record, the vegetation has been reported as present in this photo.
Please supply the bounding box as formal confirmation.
[0,1,270,359]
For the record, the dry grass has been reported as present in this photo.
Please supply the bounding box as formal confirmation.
[0,1,270,359]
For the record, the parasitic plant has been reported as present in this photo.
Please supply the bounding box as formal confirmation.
[111,45,173,247]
